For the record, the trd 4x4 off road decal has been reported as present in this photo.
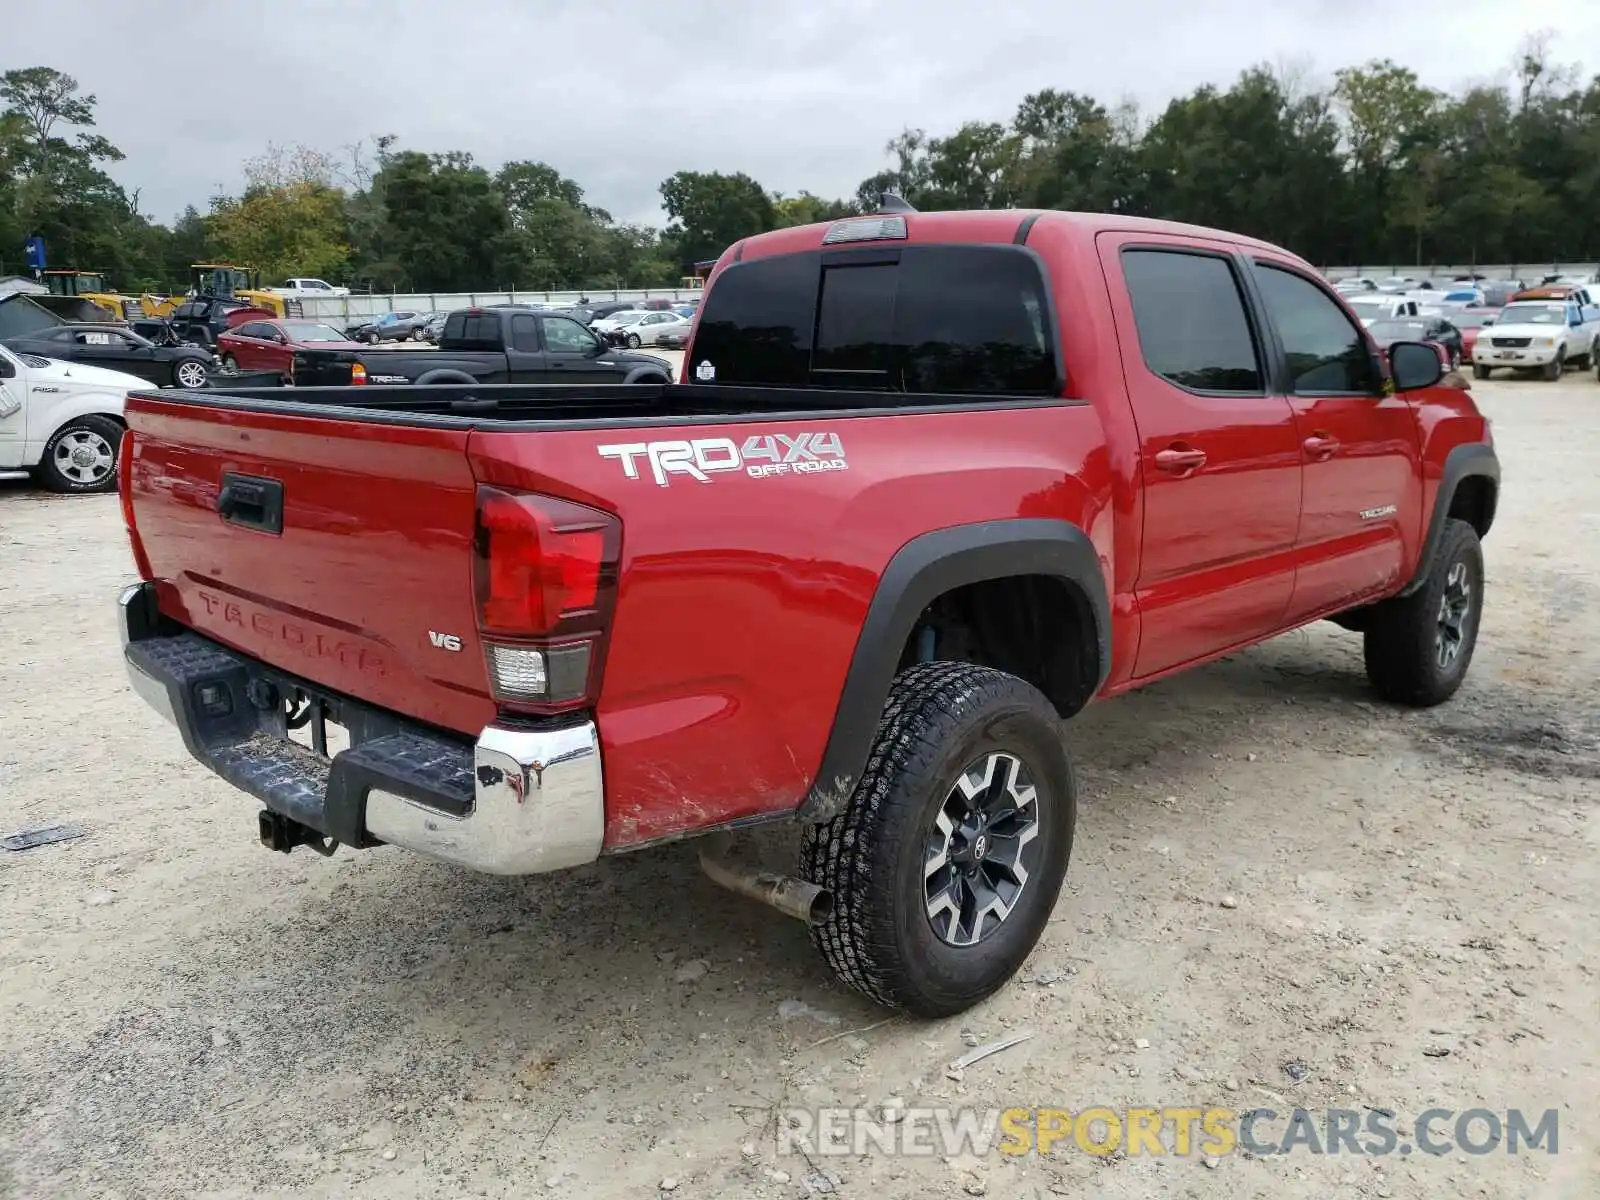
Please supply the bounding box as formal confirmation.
[597,433,848,486]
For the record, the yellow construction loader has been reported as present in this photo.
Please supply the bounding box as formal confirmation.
[191,264,301,317]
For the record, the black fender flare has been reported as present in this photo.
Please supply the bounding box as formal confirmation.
[414,368,478,386]
[1400,442,1500,595]
[623,364,671,385]
[797,518,1110,823]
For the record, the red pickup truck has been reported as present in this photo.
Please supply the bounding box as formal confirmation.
[117,206,1499,1017]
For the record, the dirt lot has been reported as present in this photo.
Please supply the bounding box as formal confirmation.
[0,374,1595,1200]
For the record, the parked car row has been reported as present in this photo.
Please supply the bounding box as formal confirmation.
[336,297,701,349]
[290,305,677,388]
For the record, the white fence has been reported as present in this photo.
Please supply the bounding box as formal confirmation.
[300,288,702,322]
[1323,262,1600,283]
[294,265,1600,321]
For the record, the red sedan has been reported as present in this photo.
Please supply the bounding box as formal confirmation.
[1449,307,1501,362]
[217,318,368,382]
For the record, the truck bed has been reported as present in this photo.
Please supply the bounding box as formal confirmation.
[146,380,1068,425]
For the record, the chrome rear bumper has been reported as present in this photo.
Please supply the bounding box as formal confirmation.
[119,583,604,875]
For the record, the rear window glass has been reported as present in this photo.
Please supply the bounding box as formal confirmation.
[692,245,1059,395]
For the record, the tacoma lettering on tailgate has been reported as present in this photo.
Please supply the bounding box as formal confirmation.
[196,590,390,675]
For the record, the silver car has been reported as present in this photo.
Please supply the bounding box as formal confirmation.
[611,311,692,348]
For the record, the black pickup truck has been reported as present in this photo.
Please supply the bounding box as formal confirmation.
[292,306,675,387]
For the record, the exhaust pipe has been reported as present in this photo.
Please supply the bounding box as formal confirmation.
[698,834,831,924]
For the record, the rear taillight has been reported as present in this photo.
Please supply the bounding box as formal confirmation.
[473,486,621,714]
[350,362,367,385]
[118,429,153,581]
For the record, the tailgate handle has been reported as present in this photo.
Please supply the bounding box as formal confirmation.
[218,473,284,535]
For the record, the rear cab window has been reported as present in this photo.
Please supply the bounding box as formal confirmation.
[690,244,1060,397]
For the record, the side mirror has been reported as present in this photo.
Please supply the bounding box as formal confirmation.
[1390,341,1443,391]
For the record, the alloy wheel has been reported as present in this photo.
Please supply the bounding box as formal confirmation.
[923,751,1042,947]
[1435,561,1473,669]
[53,429,116,486]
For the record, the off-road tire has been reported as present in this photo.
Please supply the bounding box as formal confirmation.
[1363,518,1484,706]
[1542,351,1564,381]
[799,662,1075,1017]
[1472,363,1491,380]
[37,414,123,494]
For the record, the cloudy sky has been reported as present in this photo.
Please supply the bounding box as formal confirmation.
[19,0,1600,227]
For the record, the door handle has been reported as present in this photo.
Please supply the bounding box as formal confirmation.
[1303,435,1341,460]
[1154,446,1207,474]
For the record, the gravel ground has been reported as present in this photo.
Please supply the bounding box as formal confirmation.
[0,373,1595,1200]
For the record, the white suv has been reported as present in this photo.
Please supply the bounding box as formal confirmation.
[1472,299,1600,380]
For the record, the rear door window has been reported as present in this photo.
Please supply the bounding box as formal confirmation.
[1119,249,1263,393]
[692,245,1058,395]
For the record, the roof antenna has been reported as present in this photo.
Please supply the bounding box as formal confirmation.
[877,192,917,214]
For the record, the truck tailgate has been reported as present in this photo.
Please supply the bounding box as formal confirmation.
[124,395,495,736]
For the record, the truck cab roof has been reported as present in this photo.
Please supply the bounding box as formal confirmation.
[727,208,1288,265]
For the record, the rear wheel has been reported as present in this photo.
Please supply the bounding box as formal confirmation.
[1448,348,1461,371]
[800,662,1075,1016]
[37,415,122,494]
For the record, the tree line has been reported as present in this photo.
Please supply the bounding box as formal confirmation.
[3,38,1598,295]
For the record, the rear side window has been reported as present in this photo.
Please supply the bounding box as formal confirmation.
[510,314,540,352]
[692,245,1058,395]
[443,312,504,349]
[1120,250,1262,393]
